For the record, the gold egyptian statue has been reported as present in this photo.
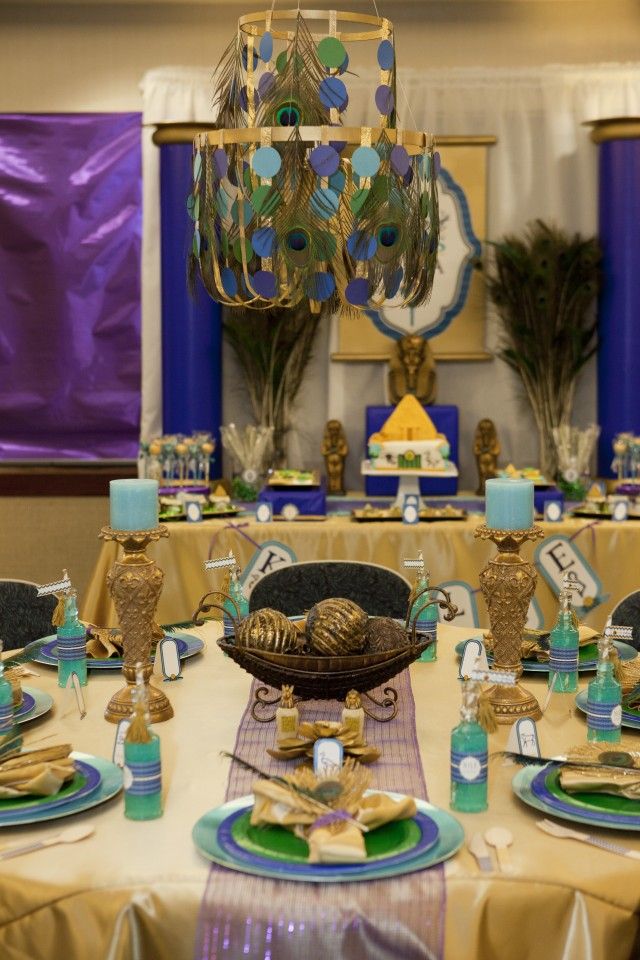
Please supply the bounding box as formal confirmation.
[322,420,348,495]
[474,418,500,495]
[388,335,437,405]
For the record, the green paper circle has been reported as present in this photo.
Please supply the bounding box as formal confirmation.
[251,185,281,216]
[233,237,253,264]
[276,50,288,73]
[350,187,369,215]
[317,36,347,68]
[372,174,392,201]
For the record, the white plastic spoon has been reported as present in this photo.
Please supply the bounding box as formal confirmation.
[484,827,514,874]
[0,822,95,861]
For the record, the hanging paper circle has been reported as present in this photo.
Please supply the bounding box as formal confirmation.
[352,146,381,178]
[252,226,277,258]
[336,53,349,76]
[372,174,392,201]
[390,145,411,177]
[309,144,340,177]
[242,45,259,71]
[193,152,202,181]
[315,230,338,259]
[386,266,403,299]
[319,77,348,112]
[186,194,199,221]
[192,230,201,257]
[251,146,281,178]
[375,85,394,115]
[231,198,254,226]
[276,50,288,73]
[345,277,369,306]
[240,86,260,113]
[310,187,340,220]
[221,266,238,297]
[347,231,377,261]
[317,36,347,68]
[259,31,273,63]
[233,237,253,264]
[434,151,442,176]
[251,185,281,216]
[306,271,336,301]
[350,187,369,215]
[377,39,395,70]
[329,139,347,154]
[215,187,229,218]
[258,71,276,99]
[213,149,228,178]
[403,167,414,187]
[252,270,277,298]
[275,102,301,127]
[329,169,346,193]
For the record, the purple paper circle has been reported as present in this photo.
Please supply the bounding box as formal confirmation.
[307,271,336,301]
[242,45,259,71]
[213,148,228,178]
[434,151,442,176]
[377,39,395,70]
[390,145,411,176]
[240,85,260,112]
[347,231,377,261]
[375,84,395,115]
[258,71,276,99]
[351,146,381,178]
[329,139,347,154]
[251,226,277,258]
[345,277,369,306]
[221,266,238,297]
[252,270,277,298]
[319,76,348,111]
[403,167,414,187]
[309,144,340,177]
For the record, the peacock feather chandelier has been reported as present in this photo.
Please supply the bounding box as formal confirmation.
[188,9,440,314]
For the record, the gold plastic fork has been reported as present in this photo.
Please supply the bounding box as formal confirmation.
[536,819,640,860]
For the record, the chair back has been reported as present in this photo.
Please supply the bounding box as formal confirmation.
[0,580,57,651]
[610,591,640,651]
[248,561,411,618]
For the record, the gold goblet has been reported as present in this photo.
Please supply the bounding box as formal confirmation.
[100,525,174,724]
[474,524,544,723]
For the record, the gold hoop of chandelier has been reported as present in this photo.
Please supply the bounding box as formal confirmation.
[188,9,440,314]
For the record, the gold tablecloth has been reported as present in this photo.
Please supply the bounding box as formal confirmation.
[84,514,639,629]
[0,623,638,960]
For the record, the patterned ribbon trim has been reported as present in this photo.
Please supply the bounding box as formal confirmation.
[450,750,488,784]
[310,808,353,831]
[587,700,622,731]
[548,647,579,673]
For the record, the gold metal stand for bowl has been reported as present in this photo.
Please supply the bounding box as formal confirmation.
[100,525,174,724]
[474,524,544,723]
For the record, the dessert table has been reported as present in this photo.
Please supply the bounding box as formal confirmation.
[84,514,639,630]
[0,621,639,960]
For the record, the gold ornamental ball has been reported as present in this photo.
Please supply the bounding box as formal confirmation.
[307,598,368,656]
[235,608,303,653]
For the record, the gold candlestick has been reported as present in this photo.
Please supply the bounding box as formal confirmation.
[474,524,544,723]
[100,525,174,724]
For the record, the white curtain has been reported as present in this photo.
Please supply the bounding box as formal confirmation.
[141,63,640,488]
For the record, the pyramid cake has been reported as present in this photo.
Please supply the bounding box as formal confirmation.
[368,396,451,471]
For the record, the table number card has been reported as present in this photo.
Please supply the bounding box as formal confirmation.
[158,637,182,681]
[256,502,273,523]
[402,494,420,524]
[506,718,541,759]
[544,500,563,522]
[458,638,489,679]
[313,737,344,775]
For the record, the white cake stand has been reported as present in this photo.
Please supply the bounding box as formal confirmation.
[361,460,460,508]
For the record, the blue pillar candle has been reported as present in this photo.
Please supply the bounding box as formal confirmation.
[110,479,159,531]
[485,478,534,531]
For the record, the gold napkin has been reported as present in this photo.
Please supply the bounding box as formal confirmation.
[483,625,599,662]
[267,720,380,764]
[560,744,640,800]
[0,745,75,799]
[85,622,164,659]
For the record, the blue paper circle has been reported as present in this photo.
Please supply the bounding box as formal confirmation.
[375,84,394,115]
[420,154,432,179]
[193,152,202,181]
[403,167,414,187]
[434,151,442,176]
[310,187,340,220]
[258,71,275,99]
[221,266,238,297]
[351,146,381,178]
[377,39,395,70]
[240,86,260,112]
[251,226,277,258]
[347,231,377,261]
[213,149,228,178]
[309,144,340,177]
[329,169,346,193]
[306,271,336,301]
[329,139,347,154]
[231,198,254,227]
[386,267,403,299]
[390,145,410,176]
[336,53,349,76]
[319,76,348,111]
[259,31,273,62]
[251,146,281,178]
[345,277,369,306]
[252,270,277,298]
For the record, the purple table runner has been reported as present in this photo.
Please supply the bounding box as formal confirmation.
[194,670,446,960]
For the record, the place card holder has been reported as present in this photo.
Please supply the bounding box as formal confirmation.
[505,717,541,759]
[611,499,629,522]
[256,502,273,523]
[544,500,563,522]
[158,637,182,681]
[458,638,489,679]
[313,737,344,775]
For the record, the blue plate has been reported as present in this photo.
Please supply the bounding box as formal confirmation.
[513,764,640,831]
[454,639,637,674]
[15,686,54,726]
[0,758,102,823]
[34,632,203,671]
[0,753,122,828]
[530,764,640,828]
[193,792,464,883]
[575,689,640,731]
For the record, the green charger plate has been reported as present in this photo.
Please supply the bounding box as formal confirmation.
[513,765,640,831]
[193,791,464,883]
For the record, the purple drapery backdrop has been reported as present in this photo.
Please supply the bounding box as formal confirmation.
[0,113,142,459]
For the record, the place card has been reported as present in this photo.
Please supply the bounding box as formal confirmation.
[256,502,273,523]
[506,717,541,759]
[36,569,72,597]
[158,637,182,681]
[185,499,203,523]
[112,718,132,768]
[281,502,299,521]
[458,638,489,679]
[204,552,237,573]
[402,494,420,524]
[611,499,629,522]
[543,500,563,522]
[313,737,344,775]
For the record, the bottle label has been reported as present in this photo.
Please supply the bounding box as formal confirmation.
[415,621,437,640]
[587,699,622,731]
[223,615,235,639]
[279,714,297,733]
[124,759,162,797]
[56,637,87,661]
[451,749,488,784]
[0,702,13,734]
[548,646,578,673]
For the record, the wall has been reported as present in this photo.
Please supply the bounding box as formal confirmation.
[1,0,638,493]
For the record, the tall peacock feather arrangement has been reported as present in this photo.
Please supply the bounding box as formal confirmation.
[188,9,440,316]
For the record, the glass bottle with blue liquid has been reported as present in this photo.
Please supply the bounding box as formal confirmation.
[0,639,19,755]
[450,680,488,813]
[223,565,249,639]
[56,589,87,689]
[408,551,438,661]
[548,578,580,693]
[124,665,163,820]
[587,629,622,744]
